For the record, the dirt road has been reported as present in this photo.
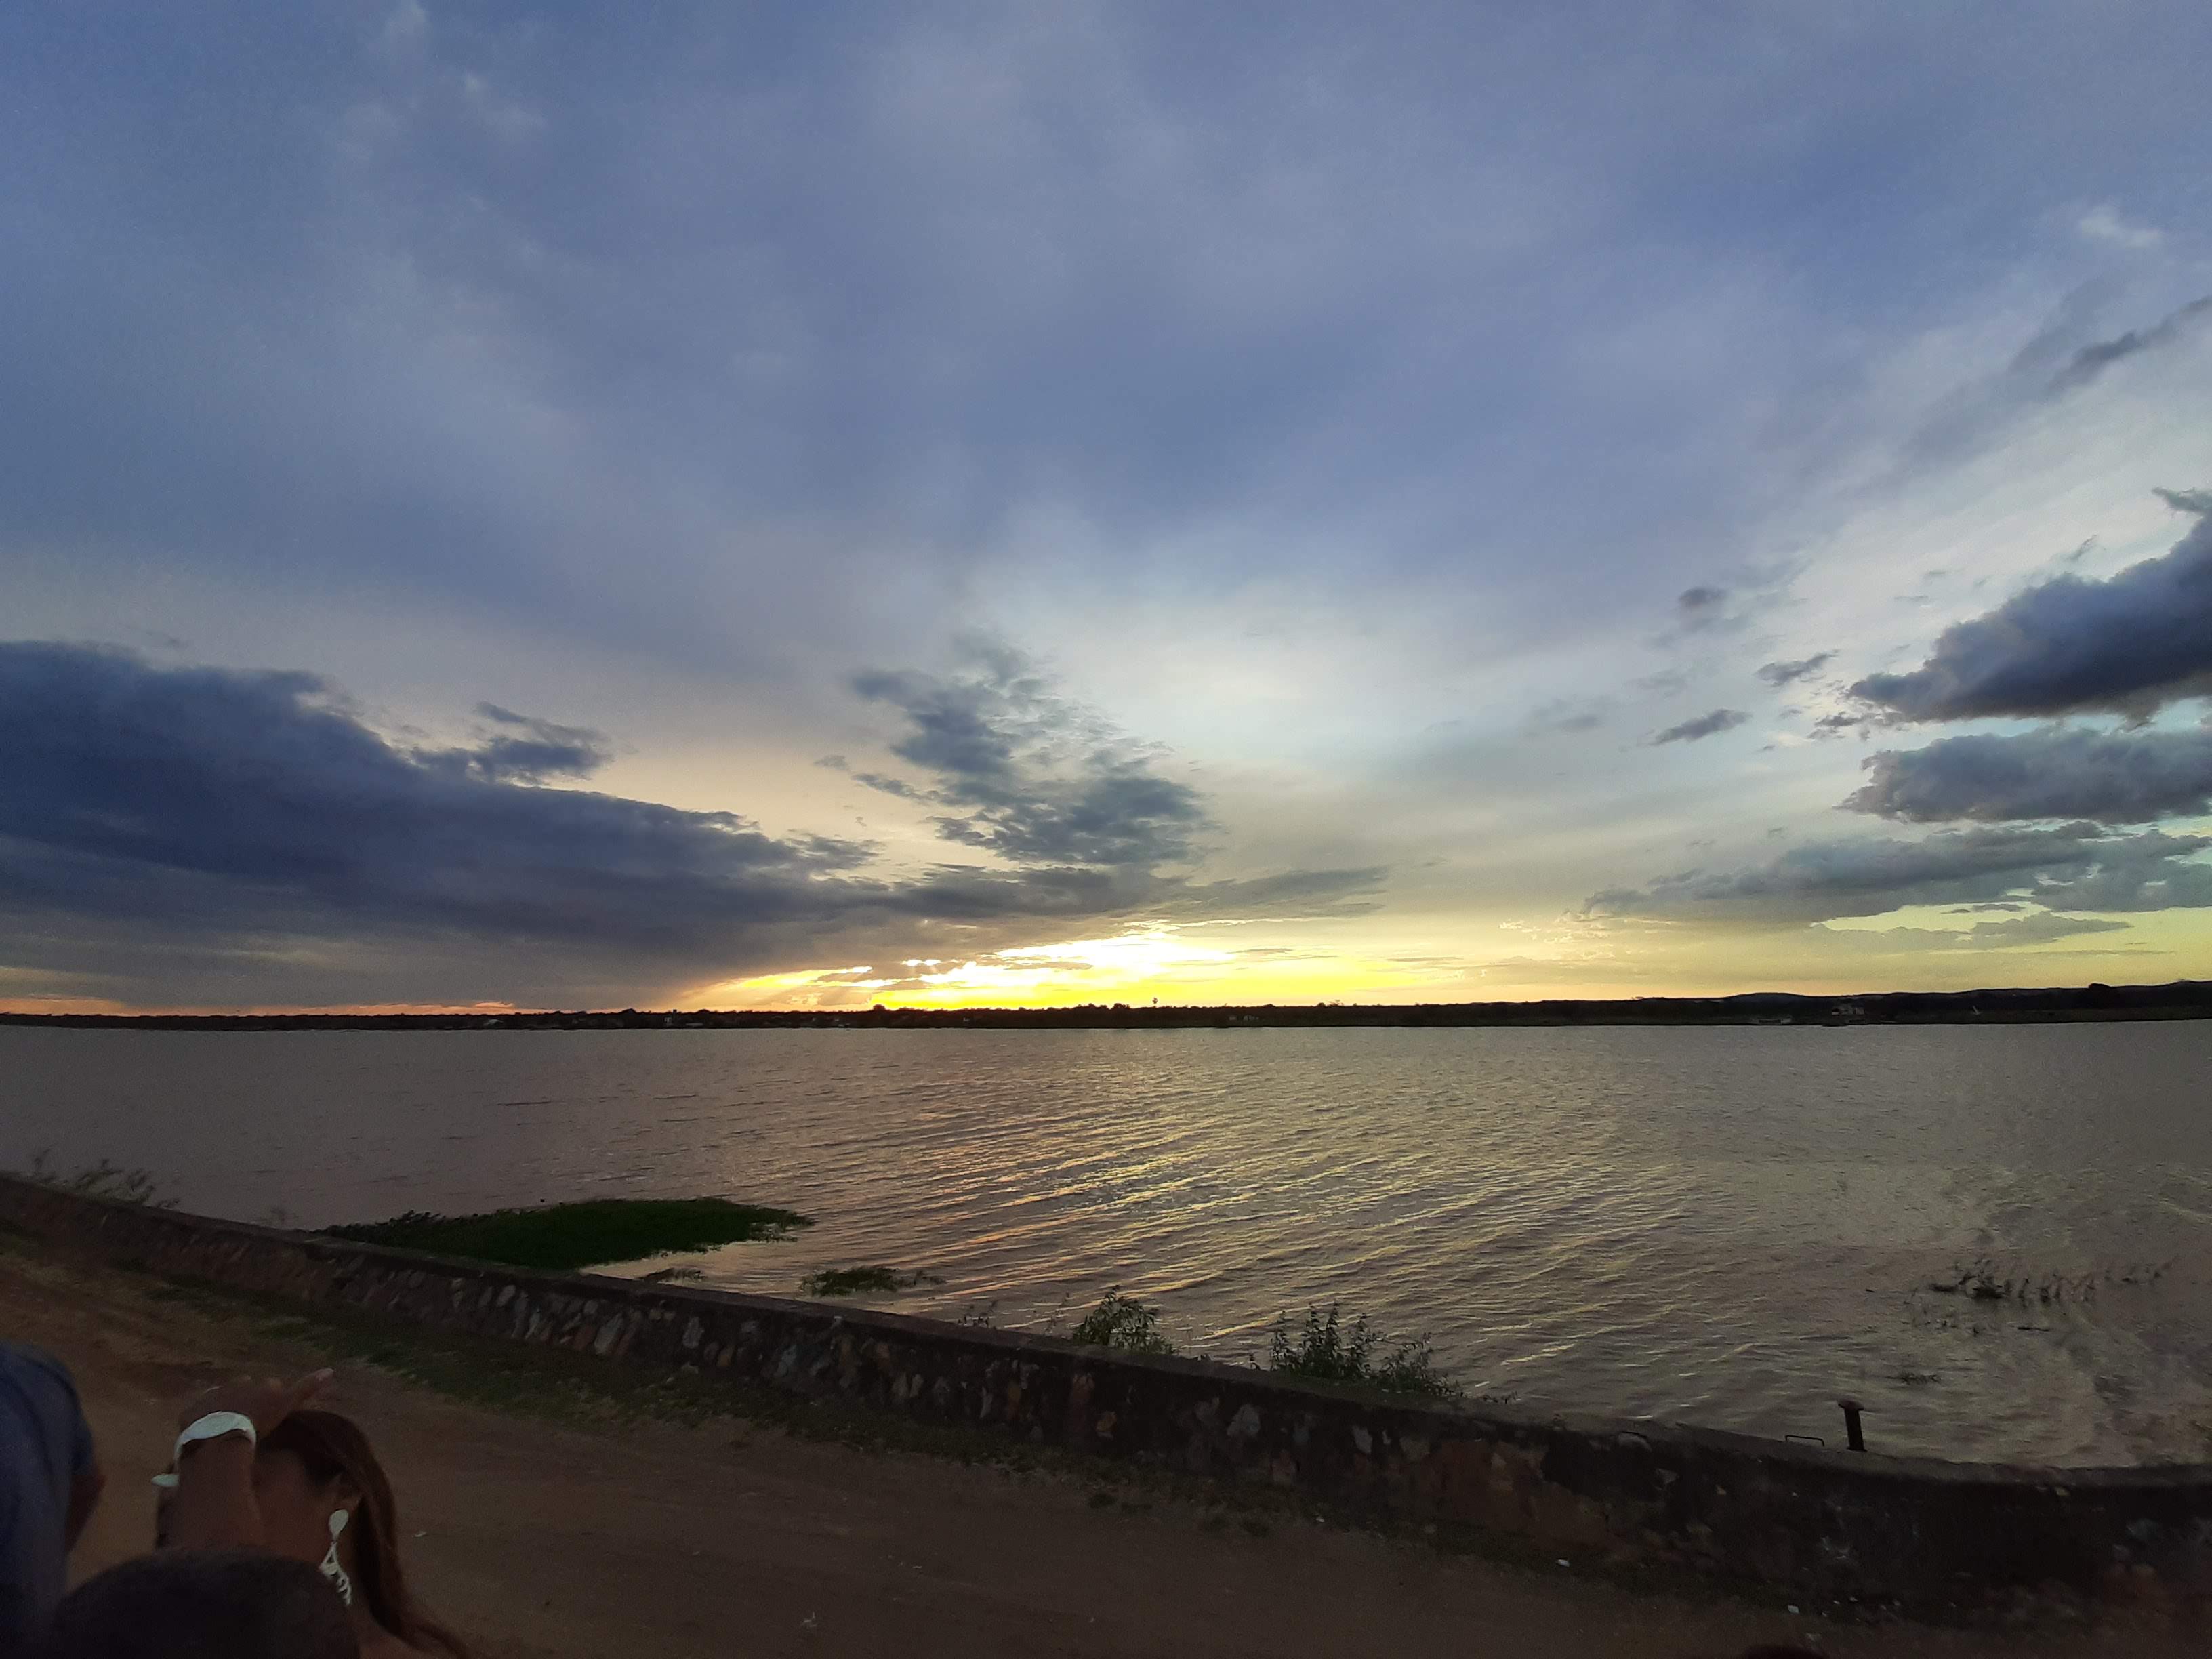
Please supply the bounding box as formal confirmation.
[4,1240,2187,1658]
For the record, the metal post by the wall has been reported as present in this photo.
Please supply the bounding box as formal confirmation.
[1838,1397,1866,1452]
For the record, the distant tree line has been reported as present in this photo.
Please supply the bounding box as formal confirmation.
[5,979,2209,1031]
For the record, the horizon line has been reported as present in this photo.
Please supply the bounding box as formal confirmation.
[4,977,2207,1023]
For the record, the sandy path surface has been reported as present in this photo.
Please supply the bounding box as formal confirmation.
[3,1240,2189,1658]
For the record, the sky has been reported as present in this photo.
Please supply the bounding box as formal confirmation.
[4,1,2211,1012]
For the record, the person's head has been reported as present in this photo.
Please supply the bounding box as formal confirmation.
[37,1549,358,1658]
[252,1410,467,1657]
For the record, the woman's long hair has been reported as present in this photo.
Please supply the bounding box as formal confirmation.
[260,1409,472,1658]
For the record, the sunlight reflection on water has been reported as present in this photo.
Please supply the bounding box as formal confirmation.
[5,1022,2207,1464]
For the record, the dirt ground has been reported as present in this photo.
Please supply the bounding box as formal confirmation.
[5,1240,2195,1659]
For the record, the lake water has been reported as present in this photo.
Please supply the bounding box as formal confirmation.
[5,1023,2207,1467]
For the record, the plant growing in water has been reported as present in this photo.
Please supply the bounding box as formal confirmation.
[1069,1286,1177,1357]
[799,1266,943,1298]
[1267,1305,1453,1399]
[321,1197,810,1273]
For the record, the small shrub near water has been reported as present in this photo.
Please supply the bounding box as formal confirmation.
[7,1149,176,1209]
[1068,1286,1178,1356]
[800,1265,943,1298]
[322,1197,811,1273]
[1267,1305,1454,1399]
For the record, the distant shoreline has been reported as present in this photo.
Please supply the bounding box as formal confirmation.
[5,979,2209,1030]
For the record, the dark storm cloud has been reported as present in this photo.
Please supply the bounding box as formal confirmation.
[1757,653,1834,689]
[417,704,611,784]
[0,642,867,953]
[851,652,1210,868]
[1588,822,2212,925]
[1850,493,2212,720]
[1650,708,1750,745]
[2048,295,2212,394]
[1847,725,2212,825]
[0,643,1378,1003]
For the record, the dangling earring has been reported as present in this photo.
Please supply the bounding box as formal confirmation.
[321,1509,354,1606]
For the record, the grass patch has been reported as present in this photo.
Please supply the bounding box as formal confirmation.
[1268,1305,1455,1399]
[798,1266,943,1298]
[4,1149,176,1208]
[1069,1286,1178,1357]
[321,1197,810,1273]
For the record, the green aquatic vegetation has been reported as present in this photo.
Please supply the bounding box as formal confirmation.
[1267,1305,1454,1399]
[799,1265,943,1297]
[322,1197,810,1273]
[1069,1286,1177,1356]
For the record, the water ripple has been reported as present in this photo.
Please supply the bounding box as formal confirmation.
[3,1023,2209,1464]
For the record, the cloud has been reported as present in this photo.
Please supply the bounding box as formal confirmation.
[1650,708,1749,745]
[1756,653,1834,689]
[1850,493,2212,720]
[2049,295,2211,394]
[1666,584,1761,640]
[1847,724,2212,824]
[2074,203,2165,252]
[0,640,862,945]
[1677,585,1729,619]
[1836,913,2131,950]
[1946,913,2131,947]
[851,649,1211,868]
[415,703,611,784]
[0,642,1378,1005]
[851,772,928,801]
[1656,569,1796,646]
[1523,697,1612,735]
[1588,821,2212,925]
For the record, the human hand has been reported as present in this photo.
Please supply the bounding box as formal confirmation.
[175,1368,333,1440]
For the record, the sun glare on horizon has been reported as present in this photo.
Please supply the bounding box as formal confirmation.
[687,924,1480,1010]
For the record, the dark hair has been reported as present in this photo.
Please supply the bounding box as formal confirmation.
[38,1548,358,1658]
[259,1409,472,1658]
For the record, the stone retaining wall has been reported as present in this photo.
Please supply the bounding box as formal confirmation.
[5,1174,2207,1607]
